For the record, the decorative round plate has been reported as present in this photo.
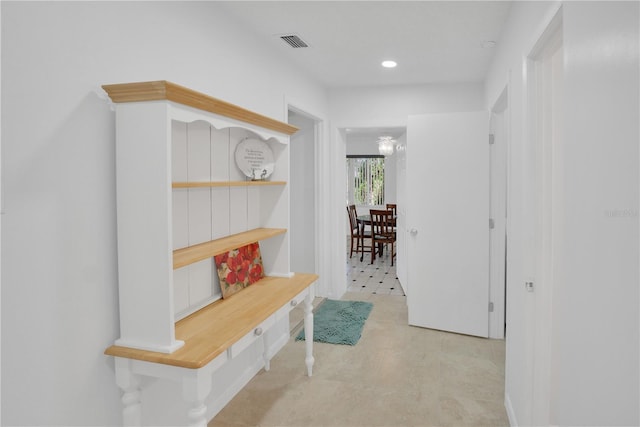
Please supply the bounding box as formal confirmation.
[234,138,275,180]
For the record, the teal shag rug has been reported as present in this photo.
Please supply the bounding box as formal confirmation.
[296,299,373,346]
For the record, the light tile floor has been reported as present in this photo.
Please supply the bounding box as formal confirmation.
[209,242,509,427]
[346,238,405,296]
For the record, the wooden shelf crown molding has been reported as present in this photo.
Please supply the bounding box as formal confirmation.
[102,80,299,136]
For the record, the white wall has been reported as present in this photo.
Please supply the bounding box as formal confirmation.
[331,83,485,128]
[552,2,638,424]
[331,82,485,213]
[1,2,327,425]
[485,1,639,425]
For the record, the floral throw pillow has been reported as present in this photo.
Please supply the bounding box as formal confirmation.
[214,242,265,298]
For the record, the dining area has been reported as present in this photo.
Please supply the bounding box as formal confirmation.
[346,205,405,297]
[347,203,397,266]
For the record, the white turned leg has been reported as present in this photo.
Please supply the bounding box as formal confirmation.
[187,402,207,427]
[121,386,142,426]
[182,371,212,427]
[304,292,315,376]
[114,358,142,427]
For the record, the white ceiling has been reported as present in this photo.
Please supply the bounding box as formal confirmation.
[216,1,513,88]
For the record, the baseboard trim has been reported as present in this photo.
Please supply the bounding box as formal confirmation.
[505,394,517,426]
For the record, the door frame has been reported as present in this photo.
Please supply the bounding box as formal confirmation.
[286,103,325,294]
[489,87,509,340]
[335,120,407,299]
[524,7,563,426]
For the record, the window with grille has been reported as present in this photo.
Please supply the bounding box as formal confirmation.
[346,155,385,206]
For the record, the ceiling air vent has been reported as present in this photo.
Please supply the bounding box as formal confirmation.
[279,34,309,48]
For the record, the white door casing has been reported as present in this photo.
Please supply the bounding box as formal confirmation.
[489,98,509,340]
[529,16,563,426]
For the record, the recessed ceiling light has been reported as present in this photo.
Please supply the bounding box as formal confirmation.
[381,60,397,68]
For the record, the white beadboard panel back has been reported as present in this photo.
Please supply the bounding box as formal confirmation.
[229,187,249,235]
[187,188,212,246]
[211,127,230,181]
[259,234,289,277]
[187,258,215,305]
[247,186,261,230]
[229,128,250,181]
[211,187,231,239]
[171,118,290,321]
[172,121,188,181]
[172,190,189,250]
[186,121,212,182]
[173,268,190,315]
[186,122,213,246]
[261,184,288,229]
[269,140,289,183]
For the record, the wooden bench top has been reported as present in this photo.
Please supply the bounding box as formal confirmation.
[105,273,318,369]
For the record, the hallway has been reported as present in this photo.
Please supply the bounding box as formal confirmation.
[210,245,508,426]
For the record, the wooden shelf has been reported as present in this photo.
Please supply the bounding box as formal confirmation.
[172,181,286,189]
[104,273,318,369]
[173,228,287,269]
[102,80,299,136]
[104,81,314,424]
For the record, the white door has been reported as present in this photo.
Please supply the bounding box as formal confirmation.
[406,111,490,337]
[489,105,508,339]
[395,134,408,294]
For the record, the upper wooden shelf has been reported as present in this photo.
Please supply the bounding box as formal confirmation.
[172,181,286,189]
[102,80,299,136]
[173,228,286,269]
[104,273,318,369]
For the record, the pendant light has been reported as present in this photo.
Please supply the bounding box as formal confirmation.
[377,136,395,156]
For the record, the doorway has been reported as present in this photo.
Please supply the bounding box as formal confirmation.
[489,87,509,340]
[343,127,406,295]
[509,8,563,426]
[288,109,319,275]
[529,16,563,426]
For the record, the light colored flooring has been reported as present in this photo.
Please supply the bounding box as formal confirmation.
[209,241,509,427]
[345,238,405,296]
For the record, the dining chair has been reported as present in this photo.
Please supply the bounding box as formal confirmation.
[385,203,397,216]
[347,205,371,260]
[369,208,397,266]
[385,203,398,233]
[347,205,359,258]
